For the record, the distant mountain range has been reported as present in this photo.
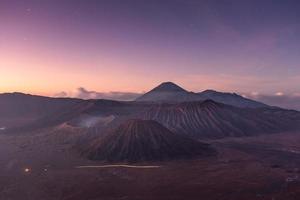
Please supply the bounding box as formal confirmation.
[136,82,267,108]
[1,84,300,162]
[0,82,299,139]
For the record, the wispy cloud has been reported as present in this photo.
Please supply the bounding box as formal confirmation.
[54,87,142,101]
[54,91,68,97]
[54,85,300,111]
[244,92,300,111]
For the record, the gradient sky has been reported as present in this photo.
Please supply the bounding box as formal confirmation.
[0,0,300,103]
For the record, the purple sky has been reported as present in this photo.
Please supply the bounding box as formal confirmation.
[0,0,300,109]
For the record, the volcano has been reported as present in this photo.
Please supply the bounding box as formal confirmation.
[135,82,201,102]
[83,119,214,162]
[147,82,186,92]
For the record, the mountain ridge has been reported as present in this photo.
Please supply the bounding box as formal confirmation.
[142,100,300,138]
[136,82,268,108]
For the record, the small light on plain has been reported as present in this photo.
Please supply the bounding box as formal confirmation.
[24,168,30,173]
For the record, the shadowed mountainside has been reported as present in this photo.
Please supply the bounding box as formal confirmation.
[0,92,82,129]
[0,93,82,118]
[143,100,300,138]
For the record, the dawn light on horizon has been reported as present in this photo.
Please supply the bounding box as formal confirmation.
[1,1,299,101]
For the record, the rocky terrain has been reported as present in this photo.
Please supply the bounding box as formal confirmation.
[143,100,300,138]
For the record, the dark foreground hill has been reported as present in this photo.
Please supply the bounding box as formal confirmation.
[81,119,214,162]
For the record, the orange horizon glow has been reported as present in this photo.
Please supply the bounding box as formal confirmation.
[1,0,299,99]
